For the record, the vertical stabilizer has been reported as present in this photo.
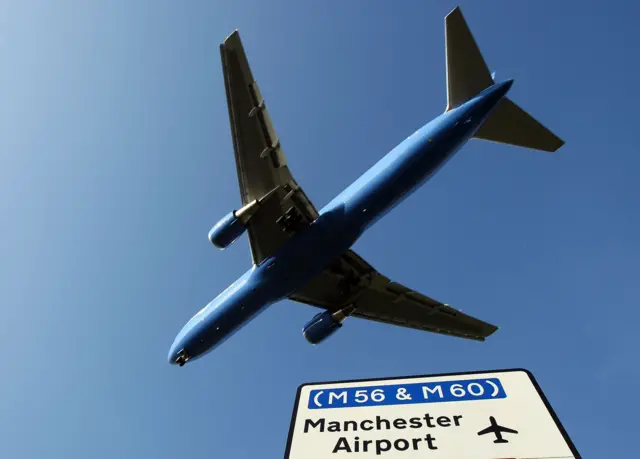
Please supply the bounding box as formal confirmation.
[445,6,493,111]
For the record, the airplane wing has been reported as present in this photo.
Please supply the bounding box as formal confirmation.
[289,250,498,341]
[220,31,318,265]
[476,426,495,436]
[497,426,518,434]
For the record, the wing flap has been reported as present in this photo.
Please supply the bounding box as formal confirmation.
[220,31,289,203]
[352,272,498,341]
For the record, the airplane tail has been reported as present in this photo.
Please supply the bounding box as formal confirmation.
[444,7,564,152]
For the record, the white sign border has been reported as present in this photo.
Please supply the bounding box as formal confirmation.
[283,368,581,459]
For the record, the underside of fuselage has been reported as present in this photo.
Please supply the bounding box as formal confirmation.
[168,81,513,366]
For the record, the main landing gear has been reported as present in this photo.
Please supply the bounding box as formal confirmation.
[276,206,305,232]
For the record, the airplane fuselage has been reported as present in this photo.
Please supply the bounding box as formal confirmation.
[168,80,513,365]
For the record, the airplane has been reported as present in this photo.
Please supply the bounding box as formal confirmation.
[168,6,563,366]
[477,416,519,443]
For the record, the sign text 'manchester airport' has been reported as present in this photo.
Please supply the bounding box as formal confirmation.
[284,369,581,459]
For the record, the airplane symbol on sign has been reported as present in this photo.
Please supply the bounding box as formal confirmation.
[477,416,519,443]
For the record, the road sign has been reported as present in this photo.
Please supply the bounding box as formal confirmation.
[284,368,580,459]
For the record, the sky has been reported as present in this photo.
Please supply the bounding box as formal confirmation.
[1,0,638,457]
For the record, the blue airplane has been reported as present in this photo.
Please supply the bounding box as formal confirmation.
[169,7,563,366]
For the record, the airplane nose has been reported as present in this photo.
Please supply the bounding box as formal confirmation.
[168,313,204,366]
[167,343,180,365]
[168,340,191,366]
[168,328,191,366]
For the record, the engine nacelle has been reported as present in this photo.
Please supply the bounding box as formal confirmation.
[303,311,342,344]
[208,199,267,249]
[208,211,247,249]
[302,306,355,345]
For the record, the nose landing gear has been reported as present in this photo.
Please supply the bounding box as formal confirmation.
[174,349,190,367]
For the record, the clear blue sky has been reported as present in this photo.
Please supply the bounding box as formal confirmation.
[1,0,638,457]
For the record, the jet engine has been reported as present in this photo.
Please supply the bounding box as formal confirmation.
[208,198,266,249]
[302,306,355,345]
[208,211,247,249]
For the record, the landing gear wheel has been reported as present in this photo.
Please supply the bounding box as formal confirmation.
[175,349,190,367]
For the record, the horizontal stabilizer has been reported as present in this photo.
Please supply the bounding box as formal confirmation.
[474,97,564,152]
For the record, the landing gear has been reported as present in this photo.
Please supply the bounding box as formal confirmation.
[276,206,305,232]
[174,349,190,367]
[337,271,361,297]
